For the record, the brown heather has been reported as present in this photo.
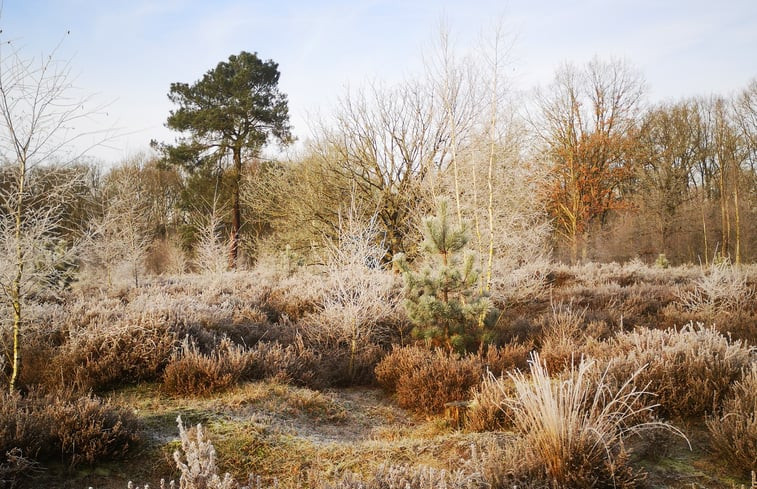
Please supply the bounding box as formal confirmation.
[596,323,753,418]
[163,338,255,397]
[375,346,483,414]
[0,391,139,484]
[706,365,757,474]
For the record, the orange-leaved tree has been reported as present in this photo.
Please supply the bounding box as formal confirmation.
[536,58,643,262]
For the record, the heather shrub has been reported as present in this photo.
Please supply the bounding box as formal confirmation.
[375,345,483,414]
[50,318,177,392]
[373,345,426,393]
[0,392,54,463]
[311,340,384,387]
[0,391,138,484]
[247,337,323,388]
[598,324,753,418]
[264,272,325,322]
[479,342,532,376]
[163,338,254,397]
[706,366,757,474]
[48,394,140,467]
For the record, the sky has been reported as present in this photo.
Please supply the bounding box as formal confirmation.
[1,0,756,163]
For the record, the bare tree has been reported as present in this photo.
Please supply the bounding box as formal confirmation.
[192,194,230,275]
[0,35,104,391]
[429,22,551,293]
[311,80,450,261]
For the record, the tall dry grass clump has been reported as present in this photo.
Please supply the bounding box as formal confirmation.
[599,324,753,418]
[502,353,679,488]
[706,365,757,474]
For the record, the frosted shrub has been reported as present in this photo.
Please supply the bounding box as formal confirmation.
[162,338,254,397]
[676,262,754,317]
[329,463,488,489]
[706,365,757,474]
[303,207,401,384]
[173,417,238,489]
[600,323,753,418]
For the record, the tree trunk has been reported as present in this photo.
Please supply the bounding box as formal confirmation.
[10,163,26,393]
[701,194,709,266]
[229,146,242,269]
[734,187,741,265]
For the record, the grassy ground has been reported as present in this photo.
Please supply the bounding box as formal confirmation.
[29,380,751,489]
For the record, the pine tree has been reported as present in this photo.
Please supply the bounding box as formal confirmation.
[394,200,496,352]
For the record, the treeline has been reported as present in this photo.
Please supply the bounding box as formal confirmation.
[3,46,757,290]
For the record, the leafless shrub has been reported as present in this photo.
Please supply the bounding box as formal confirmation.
[0,448,41,489]
[191,198,230,275]
[706,365,757,474]
[676,261,755,317]
[301,204,403,384]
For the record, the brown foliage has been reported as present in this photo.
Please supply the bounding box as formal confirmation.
[597,324,752,418]
[466,374,515,432]
[706,366,757,474]
[375,346,483,414]
[51,320,177,392]
[247,338,323,388]
[163,338,254,397]
[479,342,532,376]
[0,391,138,484]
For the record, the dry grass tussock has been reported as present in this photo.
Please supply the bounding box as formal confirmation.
[501,352,684,488]
[594,323,754,418]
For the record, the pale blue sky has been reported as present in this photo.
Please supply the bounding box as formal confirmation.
[1,0,756,162]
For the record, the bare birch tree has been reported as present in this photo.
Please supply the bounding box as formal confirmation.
[0,36,104,391]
